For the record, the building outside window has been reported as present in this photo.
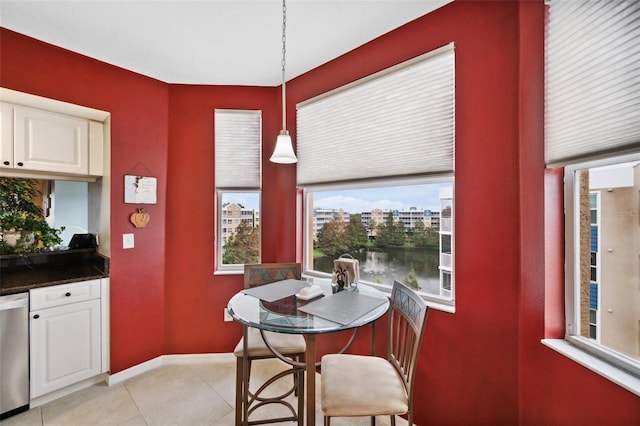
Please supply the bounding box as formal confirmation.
[588,192,599,340]
[565,158,640,376]
[218,193,260,267]
[439,187,453,298]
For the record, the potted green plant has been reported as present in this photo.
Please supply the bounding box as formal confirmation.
[0,177,64,255]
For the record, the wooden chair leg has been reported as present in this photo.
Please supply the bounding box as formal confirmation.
[371,415,376,426]
[324,416,330,426]
[294,354,300,397]
[390,415,396,426]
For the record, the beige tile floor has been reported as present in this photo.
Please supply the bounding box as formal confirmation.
[1,358,402,426]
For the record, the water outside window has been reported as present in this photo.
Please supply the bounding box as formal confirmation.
[306,181,453,299]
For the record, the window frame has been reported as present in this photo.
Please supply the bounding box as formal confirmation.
[301,175,455,313]
[562,152,640,385]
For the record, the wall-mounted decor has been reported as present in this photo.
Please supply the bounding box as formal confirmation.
[129,208,150,228]
[124,175,157,204]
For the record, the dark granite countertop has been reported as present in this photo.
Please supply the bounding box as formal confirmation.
[0,248,109,295]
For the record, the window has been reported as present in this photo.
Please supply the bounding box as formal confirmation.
[303,178,454,309]
[564,156,640,377]
[544,0,640,393]
[296,44,455,311]
[214,110,261,272]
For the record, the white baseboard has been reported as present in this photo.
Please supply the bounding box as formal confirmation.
[107,356,163,386]
[162,352,236,365]
[107,352,235,386]
[30,353,235,408]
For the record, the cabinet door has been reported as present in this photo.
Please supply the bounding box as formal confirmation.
[0,102,14,169]
[30,299,101,398]
[14,106,89,175]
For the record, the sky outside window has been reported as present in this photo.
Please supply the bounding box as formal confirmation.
[313,183,451,213]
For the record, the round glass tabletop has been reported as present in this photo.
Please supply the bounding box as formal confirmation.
[227,281,389,334]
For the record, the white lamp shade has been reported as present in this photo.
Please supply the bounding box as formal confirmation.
[270,130,298,164]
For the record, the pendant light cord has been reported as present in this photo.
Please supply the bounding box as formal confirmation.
[281,0,287,131]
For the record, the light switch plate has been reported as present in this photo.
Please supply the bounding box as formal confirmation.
[224,308,233,322]
[123,233,134,249]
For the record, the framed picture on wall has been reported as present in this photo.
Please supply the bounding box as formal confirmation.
[124,175,157,204]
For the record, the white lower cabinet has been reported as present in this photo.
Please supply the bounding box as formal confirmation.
[29,278,108,399]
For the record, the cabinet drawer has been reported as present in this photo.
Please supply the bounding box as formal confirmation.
[30,279,101,311]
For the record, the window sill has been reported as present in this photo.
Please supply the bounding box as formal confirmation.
[541,338,640,396]
[423,299,456,314]
[213,270,242,276]
[303,274,456,314]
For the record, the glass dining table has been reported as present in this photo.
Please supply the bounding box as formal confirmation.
[227,279,390,426]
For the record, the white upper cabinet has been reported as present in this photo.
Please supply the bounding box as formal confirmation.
[0,102,104,177]
[15,105,89,174]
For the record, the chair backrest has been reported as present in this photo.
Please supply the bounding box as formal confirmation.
[243,263,302,289]
[387,280,429,403]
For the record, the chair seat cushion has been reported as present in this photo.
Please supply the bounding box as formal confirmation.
[234,328,306,357]
[321,354,408,417]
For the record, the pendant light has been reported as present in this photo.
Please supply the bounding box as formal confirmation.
[269,0,298,164]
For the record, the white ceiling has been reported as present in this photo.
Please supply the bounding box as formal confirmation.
[0,0,451,86]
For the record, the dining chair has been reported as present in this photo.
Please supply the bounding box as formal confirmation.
[235,262,306,426]
[320,280,429,426]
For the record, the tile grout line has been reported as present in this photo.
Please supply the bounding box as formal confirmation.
[122,376,150,425]
[187,363,235,413]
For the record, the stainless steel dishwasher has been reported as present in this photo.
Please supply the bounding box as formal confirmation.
[0,292,29,419]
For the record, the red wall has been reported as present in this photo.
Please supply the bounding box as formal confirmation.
[0,28,169,373]
[163,84,297,353]
[288,2,524,423]
[2,0,638,424]
[285,1,639,424]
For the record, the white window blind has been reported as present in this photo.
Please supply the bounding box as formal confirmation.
[296,43,455,186]
[545,0,640,166]
[214,109,261,188]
